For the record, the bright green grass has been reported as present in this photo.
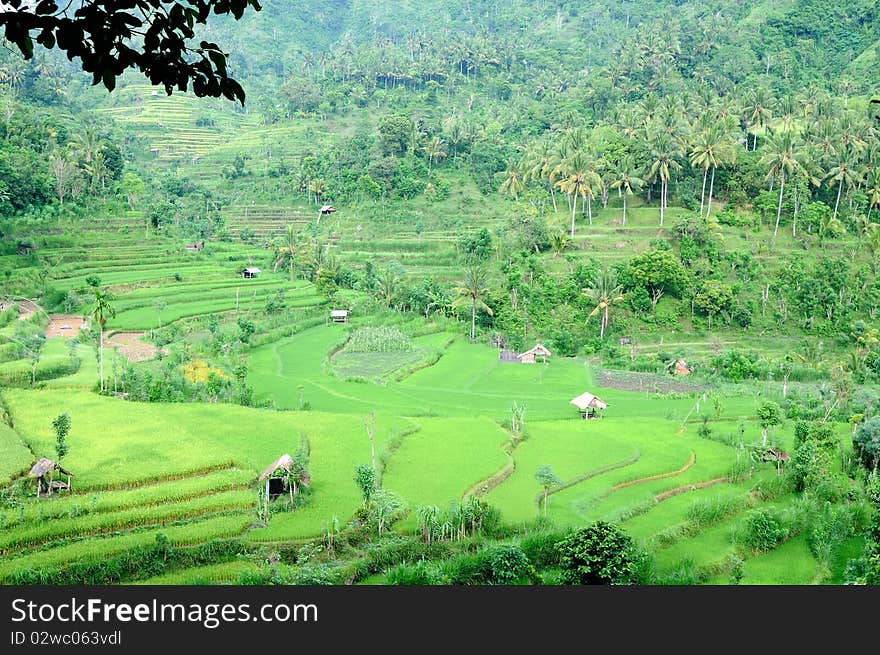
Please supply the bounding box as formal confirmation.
[382,416,511,529]
[42,345,97,389]
[739,535,819,585]
[330,331,451,381]
[2,389,409,493]
[134,561,257,585]
[110,289,324,330]
[331,350,424,380]
[251,325,730,421]
[1,468,254,528]
[245,415,418,541]
[0,489,256,554]
[539,419,736,528]
[484,420,639,524]
[653,494,801,576]
[0,514,252,581]
[622,481,754,542]
[0,422,32,484]
[0,338,74,375]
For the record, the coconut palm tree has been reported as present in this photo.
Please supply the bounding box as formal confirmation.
[825,155,860,222]
[647,132,681,227]
[585,268,624,339]
[498,164,525,201]
[760,131,800,237]
[522,141,561,213]
[422,135,447,173]
[866,167,880,223]
[745,87,773,151]
[452,265,493,342]
[689,125,736,217]
[549,232,573,258]
[272,224,300,280]
[89,288,116,393]
[609,157,644,226]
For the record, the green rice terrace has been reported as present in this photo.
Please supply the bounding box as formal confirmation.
[1,0,879,587]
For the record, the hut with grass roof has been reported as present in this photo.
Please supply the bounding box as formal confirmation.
[258,454,311,510]
[28,458,73,497]
[518,343,551,364]
[570,391,608,420]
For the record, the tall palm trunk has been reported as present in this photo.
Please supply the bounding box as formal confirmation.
[659,180,666,226]
[570,194,578,237]
[470,299,476,341]
[549,185,557,212]
[622,193,627,226]
[774,171,785,237]
[601,306,609,339]
[706,167,716,218]
[699,167,708,216]
[587,195,593,225]
[99,324,104,392]
[833,180,843,221]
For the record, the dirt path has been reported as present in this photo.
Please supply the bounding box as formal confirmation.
[611,451,696,491]
[654,476,729,502]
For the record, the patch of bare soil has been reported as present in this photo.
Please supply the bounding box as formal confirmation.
[16,300,40,321]
[595,369,707,394]
[45,314,87,338]
[105,331,163,362]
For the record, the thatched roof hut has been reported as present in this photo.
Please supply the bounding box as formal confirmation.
[259,454,295,482]
[259,454,311,508]
[570,391,608,419]
[28,458,73,497]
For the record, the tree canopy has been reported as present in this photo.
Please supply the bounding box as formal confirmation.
[0,0,262,102]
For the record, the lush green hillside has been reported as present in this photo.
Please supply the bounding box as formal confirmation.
[0,0,878,587]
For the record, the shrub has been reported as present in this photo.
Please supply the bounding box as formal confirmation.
[555,521,638,585]
[740,509,787,552]
[386,560,442,585]
[519,532,565,569]
[686,495,743,529]
[485,544,538,585]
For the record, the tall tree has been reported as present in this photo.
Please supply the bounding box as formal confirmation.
[760,131,800,237]
[647,132,681,227]
[499,165,525,202]
[825,155,860,222]
[586,268,624,339]
[422,135,447,173]
[452,266,493,342]
[609,157,644,226]
[272,224,300,280]
[89,288,116,393]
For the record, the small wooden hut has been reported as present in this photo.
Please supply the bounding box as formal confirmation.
[330,309,349,323]
[570,391,608,419]
[258,454,311,509]
[319,204,336,215]
[241,266,261,279]
[185,241,204,251]
[518,343,551,364]
[672,359,692,376]
[28,458,73,497]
